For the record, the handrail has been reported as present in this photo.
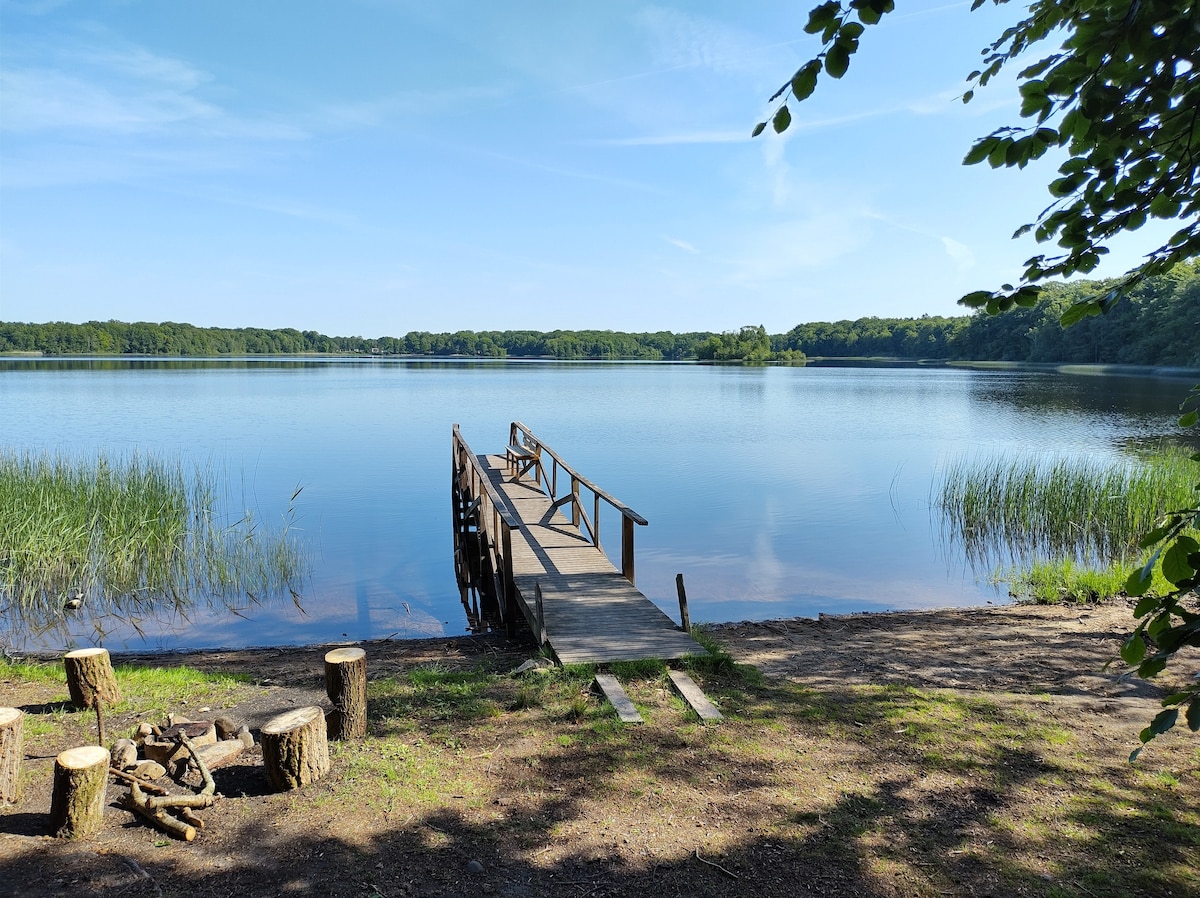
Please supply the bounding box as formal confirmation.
[453,424,521,629]
[508,421,647,583]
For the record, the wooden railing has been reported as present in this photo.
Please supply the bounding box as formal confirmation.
[507,421,648,584]
[452,424,522,631]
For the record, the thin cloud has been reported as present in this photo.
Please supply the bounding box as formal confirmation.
[665,237,700,254]
[592,130,747,146]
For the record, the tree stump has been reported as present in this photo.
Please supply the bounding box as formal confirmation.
[50,745,110,838]
[0,707,24,805]
[261,706,330,791]
[64,647,121,709]
[64,647,121,746]
[324,647,367,740]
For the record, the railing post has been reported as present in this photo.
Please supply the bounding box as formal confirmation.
[621,515,635,584]
[571,477,580,528]
[534,581,547,647]
[502,521,517,636]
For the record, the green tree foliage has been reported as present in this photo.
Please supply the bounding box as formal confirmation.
[3,268,1199,365]
[696,325,775,361]
[759,0,1200,750]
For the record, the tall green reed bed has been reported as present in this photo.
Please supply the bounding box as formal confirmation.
[0,449,307,639]
[936,445,1197,601]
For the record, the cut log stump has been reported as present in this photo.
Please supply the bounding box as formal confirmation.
[1,707,24,805]
[261,706,331,791]
[324,647,367,740]
[63,648,121,710]
[50,745,110,838]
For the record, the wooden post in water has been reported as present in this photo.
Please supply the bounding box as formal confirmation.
[675,573,691,632]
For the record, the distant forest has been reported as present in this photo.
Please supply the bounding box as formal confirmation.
[3,263,1198,367]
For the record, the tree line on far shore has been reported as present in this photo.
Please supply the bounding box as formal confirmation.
[3,262,1197,366]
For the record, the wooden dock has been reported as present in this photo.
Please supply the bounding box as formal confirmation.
[452,423,707,665]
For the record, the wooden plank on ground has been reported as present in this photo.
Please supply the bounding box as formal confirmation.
[593,674,644,724]
[667,670,723,723]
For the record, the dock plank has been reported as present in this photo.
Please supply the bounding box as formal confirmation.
[479,453,706,665]
[593,674,644,724]
[667,670,724,723]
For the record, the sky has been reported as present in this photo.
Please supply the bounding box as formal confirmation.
[0,0,1176,336]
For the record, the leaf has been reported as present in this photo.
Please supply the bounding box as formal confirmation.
[1162,536,1200,585]
[1141,708,1179,742]
[963,139,993,166]
[1188,699,1200,731]
[1138,657,1167,679]
[791,61,821,102]
[1120,632,1147,666]
[1133,595,1159,618]
[1138,519,1178,548]
[962,89,974,104]
[751,122,767,138]
[825,43,851,79]
[958,290,993,308]
[1180,410,1199,428]
[1060,301,1095,327]
[1126,566,1152,597]
[1150,193,1182,218]
[772,105,792,134]
[804,1,842,34]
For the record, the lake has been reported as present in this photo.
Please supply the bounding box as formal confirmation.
[0,358,1191,652]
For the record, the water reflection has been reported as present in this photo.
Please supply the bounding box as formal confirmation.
[0,358,1191,650]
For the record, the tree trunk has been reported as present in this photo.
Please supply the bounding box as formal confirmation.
[50,745,110,838]
[261,706,330,791]
[324,647,367,740]
[0,707,24,805]
[63,648,121,710]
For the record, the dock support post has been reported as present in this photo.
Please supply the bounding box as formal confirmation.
[675,573,691,632]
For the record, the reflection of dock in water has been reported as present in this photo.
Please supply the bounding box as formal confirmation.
[452,422,706,665]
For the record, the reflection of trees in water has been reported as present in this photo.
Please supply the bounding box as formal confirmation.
[0,451,308,649]
[970,371,1190,420]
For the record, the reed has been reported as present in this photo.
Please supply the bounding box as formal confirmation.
[937,445,1197,598]
[0,449,306,636]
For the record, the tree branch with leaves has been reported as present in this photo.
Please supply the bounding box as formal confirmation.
[757,0,1200,754]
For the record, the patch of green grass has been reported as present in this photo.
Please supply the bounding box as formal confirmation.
[370,664,502,726]
[112,663,250,717]
[684,628,765,686]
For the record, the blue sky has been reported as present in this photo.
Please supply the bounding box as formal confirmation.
[0,1,1173,336]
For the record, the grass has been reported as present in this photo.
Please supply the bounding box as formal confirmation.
[937,444,1197,599]
[0,448,307,639]
[5,648,1197,897]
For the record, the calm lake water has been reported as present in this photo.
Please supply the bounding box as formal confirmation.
[0,358,1191,652]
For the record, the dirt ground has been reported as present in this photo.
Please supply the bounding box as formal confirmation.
[2,600,1198,898]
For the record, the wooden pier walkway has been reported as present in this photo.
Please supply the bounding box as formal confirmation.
[452,423,707,665]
